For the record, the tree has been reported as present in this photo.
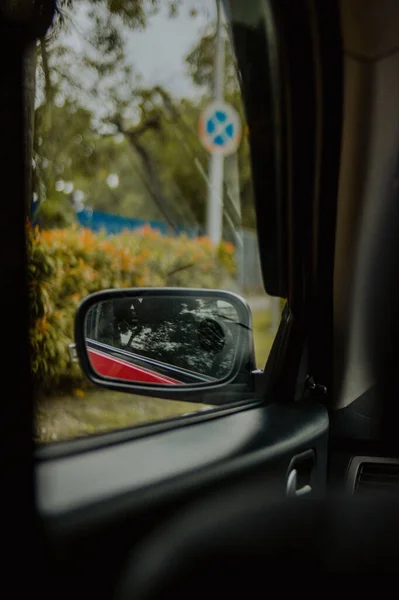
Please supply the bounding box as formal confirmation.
[120,90,210,226]
[34,0,207,228]
[32,0,255,233]
[185,24,238,94]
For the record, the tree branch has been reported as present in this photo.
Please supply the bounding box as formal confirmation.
[112,116,179,232]
[166,263,195,279]
[128,135,178,232]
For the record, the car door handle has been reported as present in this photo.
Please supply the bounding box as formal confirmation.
[286,468,312,497]
[286,449,315,498]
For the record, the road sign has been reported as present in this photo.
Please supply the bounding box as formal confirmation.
[198,101,242,156]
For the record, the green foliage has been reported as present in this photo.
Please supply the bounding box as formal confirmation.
[33,1,256,232]
[28,223,236,393]
[185,26,238,94]
[33,95,98,203]
[36,196,78,229]
[136,93,209,225]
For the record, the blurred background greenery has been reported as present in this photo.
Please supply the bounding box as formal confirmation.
[31,0,282,443]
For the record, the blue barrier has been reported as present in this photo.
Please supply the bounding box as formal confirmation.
[31,203,198,237]
[76,210,198,237]
[77,210,162,234]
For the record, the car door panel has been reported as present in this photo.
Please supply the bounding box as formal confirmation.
[37,400,328,600]
[37,401,328,518]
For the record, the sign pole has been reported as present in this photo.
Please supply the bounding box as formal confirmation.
[206,0,224,245]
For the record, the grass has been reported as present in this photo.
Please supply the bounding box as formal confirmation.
[35,389,207,443]
[35,308,276,444]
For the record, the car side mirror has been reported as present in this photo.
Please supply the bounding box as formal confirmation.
[74,288,257,405]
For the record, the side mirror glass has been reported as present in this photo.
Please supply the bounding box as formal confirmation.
[75,289,256,401]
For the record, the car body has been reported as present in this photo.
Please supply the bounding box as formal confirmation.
[86,338,217,385]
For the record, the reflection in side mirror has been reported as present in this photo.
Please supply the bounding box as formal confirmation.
[86,294,244,385]
[75,289,256,399]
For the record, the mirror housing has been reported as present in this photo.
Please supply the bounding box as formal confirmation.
[74,288,257,405]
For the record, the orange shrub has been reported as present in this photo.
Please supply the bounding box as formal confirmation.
[28,224,236,393]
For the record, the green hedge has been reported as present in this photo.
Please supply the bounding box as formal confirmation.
[27,224,236,394]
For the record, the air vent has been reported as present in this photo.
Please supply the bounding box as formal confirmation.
[351,458,399,495]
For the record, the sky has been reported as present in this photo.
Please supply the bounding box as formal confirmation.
[58,0,218,106]
[124,1,216,99]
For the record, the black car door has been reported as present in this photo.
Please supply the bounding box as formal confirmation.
[2,0,341,597]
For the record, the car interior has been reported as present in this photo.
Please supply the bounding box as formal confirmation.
[3,0,399,589]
